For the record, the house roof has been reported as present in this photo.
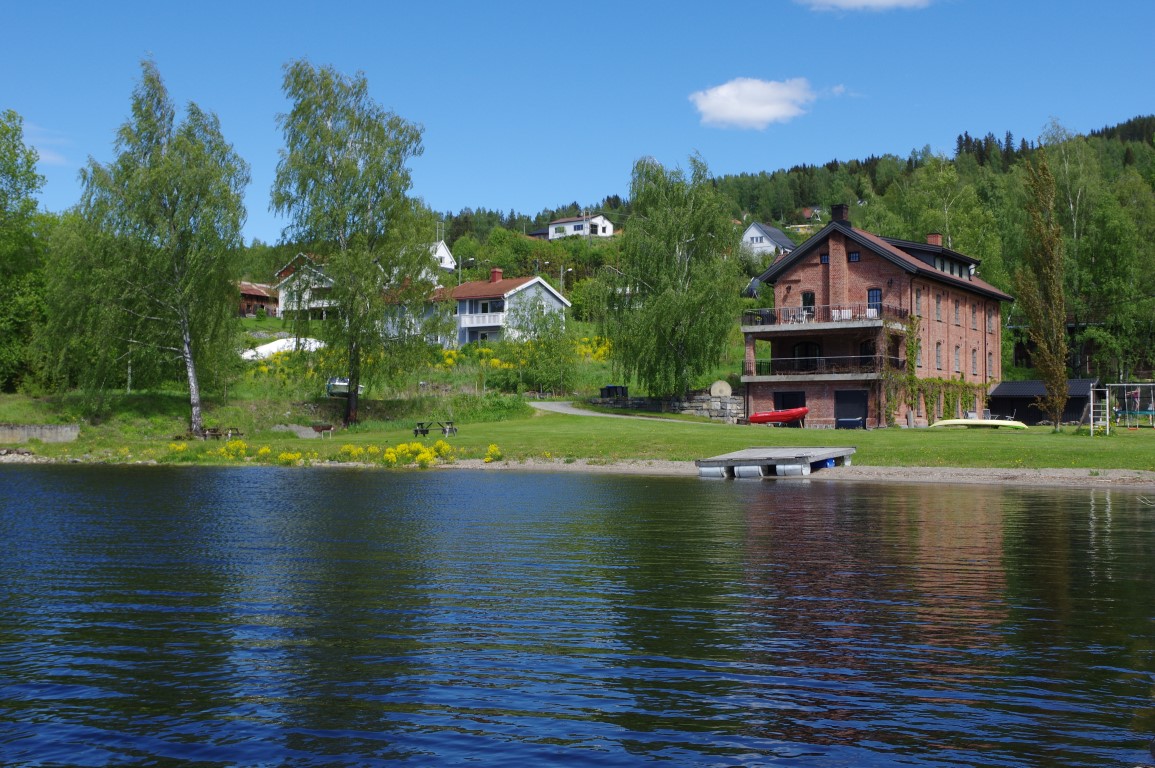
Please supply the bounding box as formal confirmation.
[451,275,535,299]
[448,272,571,307]
[239,281,277,298]
[988,379,1098,399]
[550,214,607,225]
[759,220,1014,303]
[746,222,795,251]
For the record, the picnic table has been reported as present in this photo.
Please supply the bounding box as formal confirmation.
[414,420,457,437]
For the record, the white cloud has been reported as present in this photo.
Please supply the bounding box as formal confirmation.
[689,77,816,130]
[797,0,930,10]
[26,123,71,167]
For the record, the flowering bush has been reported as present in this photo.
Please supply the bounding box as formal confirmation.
[484,443,503,463]
[436,348,463,369]
[338,443,366,462]
[168,442,188,453]
[277,451,302,466]
[575,336,611,362]
[257,446,272,458]
[215,439,248,460]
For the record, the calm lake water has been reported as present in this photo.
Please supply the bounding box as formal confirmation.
[1,465,1154,767]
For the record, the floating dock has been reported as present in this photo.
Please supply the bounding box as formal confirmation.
[695,447,855,479]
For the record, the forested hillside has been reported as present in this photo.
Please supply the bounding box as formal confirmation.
[436,115,1155,380]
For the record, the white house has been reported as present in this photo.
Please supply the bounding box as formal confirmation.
[449,268,571,346]
[274,253,334,319]
[740,222,795,260]
[547,214,614,241]
[429,240,456,272]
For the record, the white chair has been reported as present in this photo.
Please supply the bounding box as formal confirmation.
[865,307,879,320]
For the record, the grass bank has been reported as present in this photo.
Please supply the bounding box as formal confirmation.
[3,392,1154,473]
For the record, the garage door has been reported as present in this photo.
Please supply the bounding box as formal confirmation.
[835,390,868,429]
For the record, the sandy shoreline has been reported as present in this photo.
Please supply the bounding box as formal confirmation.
[441,457,1155,490]
[3,450,1153,490]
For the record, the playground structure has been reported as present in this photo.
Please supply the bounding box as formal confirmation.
[1091,384,1155,435]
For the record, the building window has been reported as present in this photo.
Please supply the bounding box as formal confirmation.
[954,299,960,325]
[988,351,994,376]
[987,307,994,333]
[971,304,977,330]
[820,253,829,264]
[867,288,882,313]
[935,342,942,370]
[935,294,942,321]
[971,349,978,375]
[954,346,961,372]
[553,226,565,235]
[848,251,861,262]
[573,223,583,231]
[916,347,922,368]
[915,287,922,316]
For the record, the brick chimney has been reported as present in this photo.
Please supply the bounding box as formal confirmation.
[490,267,503,283]
[831,203,849,222]
[926,233,942,247]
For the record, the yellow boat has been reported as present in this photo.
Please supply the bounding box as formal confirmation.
[930,418,1027,430]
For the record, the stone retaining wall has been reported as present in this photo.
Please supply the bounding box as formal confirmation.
[589,390,745,424]
[0,424,81,443]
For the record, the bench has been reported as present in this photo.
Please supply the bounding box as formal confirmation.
[415,421,457,437]
[312,424,334,438]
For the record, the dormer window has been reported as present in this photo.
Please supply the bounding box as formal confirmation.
[848,251,861,262]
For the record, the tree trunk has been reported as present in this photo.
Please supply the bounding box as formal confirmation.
[344,340,360,426]
[180,314,204,437]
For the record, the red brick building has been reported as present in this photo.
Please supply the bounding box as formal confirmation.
[741,204,1013,428]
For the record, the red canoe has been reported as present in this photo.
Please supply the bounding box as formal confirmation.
[748,407,809,425]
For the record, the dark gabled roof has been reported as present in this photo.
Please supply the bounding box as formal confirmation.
[758,220,1014,303]
[748,222,795,251]
[988,379,1098,398]
[550,214,607,225]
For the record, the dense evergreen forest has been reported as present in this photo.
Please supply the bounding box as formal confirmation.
[3,110,1154,396]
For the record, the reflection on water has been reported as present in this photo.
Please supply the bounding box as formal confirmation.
[1,465,1153,766]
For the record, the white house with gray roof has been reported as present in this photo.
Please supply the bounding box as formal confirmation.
[741,222,795,260]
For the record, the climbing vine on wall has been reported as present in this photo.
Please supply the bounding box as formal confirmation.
[881,315,987,425]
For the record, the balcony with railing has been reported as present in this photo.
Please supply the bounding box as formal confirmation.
[742,303,908,329]
[459,311,506,328]
[744,355,905,379]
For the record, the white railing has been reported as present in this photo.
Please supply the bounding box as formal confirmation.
[459,312,506,328]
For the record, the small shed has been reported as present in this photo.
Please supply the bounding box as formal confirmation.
[986,379,1097,425]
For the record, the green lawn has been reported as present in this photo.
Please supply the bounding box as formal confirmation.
[8,394,1153,473]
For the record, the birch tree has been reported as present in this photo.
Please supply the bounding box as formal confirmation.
[0,110,45,391]
[43,61,248,435]
[272,60,433,424]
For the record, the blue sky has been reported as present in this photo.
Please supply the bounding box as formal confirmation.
[7,0,1153,245]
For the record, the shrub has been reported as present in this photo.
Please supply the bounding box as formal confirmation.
[277,451,302,466]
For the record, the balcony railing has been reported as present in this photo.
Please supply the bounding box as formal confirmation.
[459,311,506,328]
[745,355,905,377]
[742,303,908,327]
